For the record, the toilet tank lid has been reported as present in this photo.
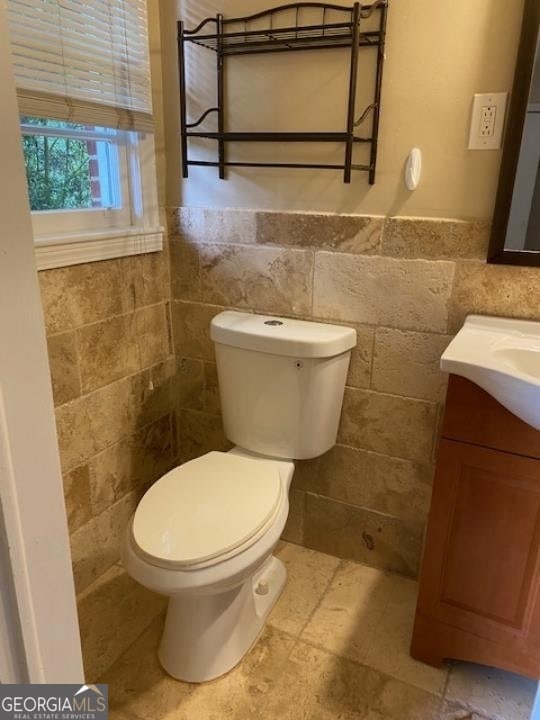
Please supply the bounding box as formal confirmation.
[210,311,357,358]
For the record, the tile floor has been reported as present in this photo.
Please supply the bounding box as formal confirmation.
[104,542,537,720]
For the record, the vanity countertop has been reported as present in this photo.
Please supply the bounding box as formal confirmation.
[442,315,540,430]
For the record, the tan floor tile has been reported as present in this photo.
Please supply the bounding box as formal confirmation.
[301,561,389,662]
[260,640,441,720]
[302,562,448,695]
[361,572,448,695]
[440,700,491,720]
[445,662,536,720]
[104,617,296,720]
[108,710,145,720]
[269,542,340,636]
[101,549,535,720]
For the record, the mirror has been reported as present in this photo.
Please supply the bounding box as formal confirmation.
[489,0,540,266]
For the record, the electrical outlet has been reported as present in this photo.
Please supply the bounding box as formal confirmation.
[480,105,496,137]
[468,93,508,150]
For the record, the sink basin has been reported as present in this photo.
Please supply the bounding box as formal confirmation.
[441,315,540,430]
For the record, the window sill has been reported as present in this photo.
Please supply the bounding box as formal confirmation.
[34,227,164,271]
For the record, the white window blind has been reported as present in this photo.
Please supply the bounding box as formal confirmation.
[7,0,153,132]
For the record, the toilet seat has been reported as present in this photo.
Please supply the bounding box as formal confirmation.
[131,451,283,570]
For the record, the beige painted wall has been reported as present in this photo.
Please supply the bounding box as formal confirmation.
[168,0,525,218]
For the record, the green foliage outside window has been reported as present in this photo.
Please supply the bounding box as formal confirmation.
[21,117,93,211]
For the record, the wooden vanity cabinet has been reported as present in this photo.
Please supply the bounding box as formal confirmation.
[411,375,540,679]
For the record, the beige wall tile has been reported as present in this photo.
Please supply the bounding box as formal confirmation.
[89,415,174,517]
[294,445,369,506]
[39,259,129,336]
[368,452,433,527]
[383,218,490,260]
[40,246,171,677]
[178,206,257,245]
[171,300,222,360]
[169,236,200,300]
[347,324,374,388]
[46,332,81,406]
[313,253,455,332]
[78,304,170,393]
[55,359,175,472]
[77,564,166,681]
[303,492,423,576]
[256,211,383,254]
[175,357,204,410]
[39,251,169,336]
[449,261,540,332]
[178,408,231,462]
[281,488,305,544]
[199,244,314,316]
[372,328,452,401]
[63,465,92,533]
[338,388,438,464]
[294,445,432,528]
[165,206,178,235]
[203,361,221,414]
[129,251,170,309]
[70,491,139,593]
[292,457,319,490]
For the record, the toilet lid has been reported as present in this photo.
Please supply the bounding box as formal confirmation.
[131,452,283,568]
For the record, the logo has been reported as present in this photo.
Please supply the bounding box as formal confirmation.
[0,684,108,720]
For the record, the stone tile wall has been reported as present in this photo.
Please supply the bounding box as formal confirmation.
[37,208,540,678]
[170,207,540,578]
[39,249,176,681]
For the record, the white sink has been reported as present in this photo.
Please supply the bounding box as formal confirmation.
[441,315,540,430]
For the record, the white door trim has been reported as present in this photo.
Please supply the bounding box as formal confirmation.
[0,0,84,683]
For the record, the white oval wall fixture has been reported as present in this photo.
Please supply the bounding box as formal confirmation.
[405,148,422,191]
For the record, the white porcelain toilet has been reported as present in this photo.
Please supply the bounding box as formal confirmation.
[123,310,356,682]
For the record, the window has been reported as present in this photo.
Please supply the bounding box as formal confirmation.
[7,0,162,270]
[21,119,122,213]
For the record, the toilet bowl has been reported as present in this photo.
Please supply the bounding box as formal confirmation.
[123,310,356,682]
[123,448,294,682]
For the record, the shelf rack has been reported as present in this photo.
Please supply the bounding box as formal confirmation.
[178,2,388,184]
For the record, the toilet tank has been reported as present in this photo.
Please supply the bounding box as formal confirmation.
[210,311,356,460]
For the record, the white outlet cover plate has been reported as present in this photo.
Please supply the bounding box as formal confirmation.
[468,92,508,150]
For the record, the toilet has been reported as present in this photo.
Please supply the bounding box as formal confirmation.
[123,310,356,682]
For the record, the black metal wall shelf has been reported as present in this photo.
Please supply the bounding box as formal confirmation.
[178,1,388,184]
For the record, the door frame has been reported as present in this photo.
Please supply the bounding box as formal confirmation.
[0,0,84,683]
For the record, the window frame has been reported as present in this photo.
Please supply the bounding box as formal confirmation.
[20,123,162,271]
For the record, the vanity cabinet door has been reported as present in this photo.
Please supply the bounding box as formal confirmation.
[413,438,540,675]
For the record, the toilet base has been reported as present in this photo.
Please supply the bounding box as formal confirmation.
[158,555,287,682]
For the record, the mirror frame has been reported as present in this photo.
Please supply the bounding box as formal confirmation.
[488,0,540,266]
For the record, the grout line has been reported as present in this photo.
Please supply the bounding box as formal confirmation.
[342,383,440,407]
[310,248,316,317]
[72,326,84,402]
[61,402,175,478]
[437,661,454,718]
[301,489,426,547]
[368,324,377,390]
[297,632,448,701]
[64,411,175,478]
[97,610,167,686]
[46,299,170,339]
[170,297,456,338]
[295,557,346,641]
[56,356,175,411]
